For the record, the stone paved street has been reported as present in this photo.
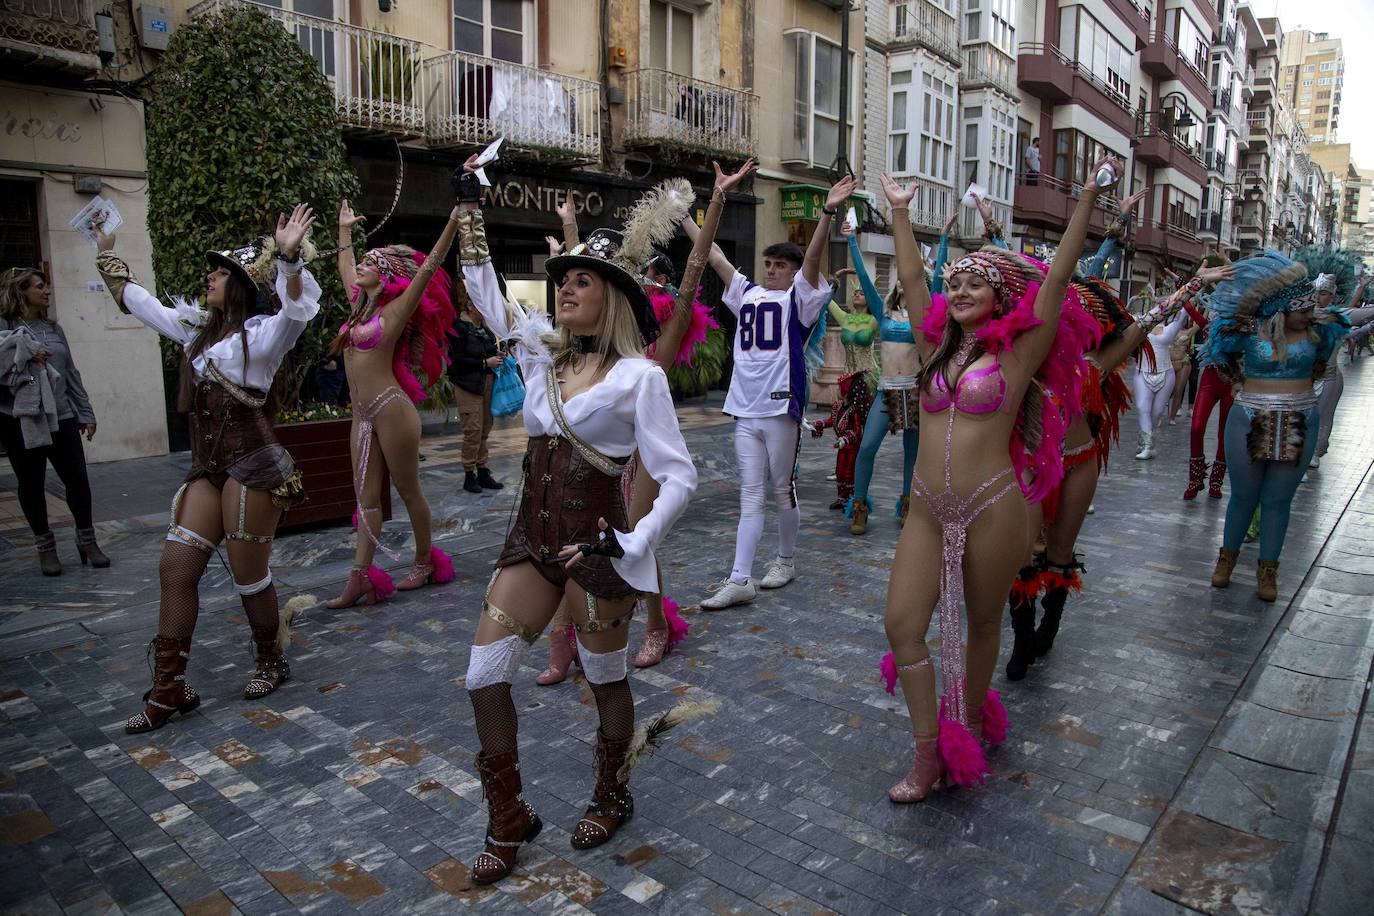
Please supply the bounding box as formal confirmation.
[2,361,1373,916]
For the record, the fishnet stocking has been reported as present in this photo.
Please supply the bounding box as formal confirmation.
[157,542,212,640]
[589,678,634,742]
[241,584,280,637]
[468,683,518,755]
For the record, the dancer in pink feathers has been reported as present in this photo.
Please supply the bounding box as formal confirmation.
[327,199,457,608]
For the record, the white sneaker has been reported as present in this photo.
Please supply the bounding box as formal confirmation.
[1309,455,1320,470]
[701,578,757,610]
[759,559,796,590]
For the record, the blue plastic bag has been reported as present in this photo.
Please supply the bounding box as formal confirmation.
[491,356,525,417]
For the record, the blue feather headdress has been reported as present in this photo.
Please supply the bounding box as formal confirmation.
[1200,249,1348,370]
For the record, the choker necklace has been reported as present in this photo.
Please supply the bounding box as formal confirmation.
[571,334,599,355]
[953,333,978,366]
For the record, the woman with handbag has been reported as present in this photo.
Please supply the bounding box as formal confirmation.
[326,200,459,607]
[448,282,504,494]
[0,266,109,574]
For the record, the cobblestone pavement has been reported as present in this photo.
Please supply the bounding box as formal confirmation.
[2,361,1373,916]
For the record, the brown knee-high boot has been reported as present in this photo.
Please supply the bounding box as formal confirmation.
[124,636,200,734]
[470,750,542,885]
[571,728,634,849]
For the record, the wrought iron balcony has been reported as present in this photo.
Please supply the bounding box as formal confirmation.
[423,50,600,160]
[890,1,961,67]
[189,0,424,136]
[622,69,757,159]
[0,0,100,73]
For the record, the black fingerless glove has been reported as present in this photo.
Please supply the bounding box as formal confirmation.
[577,528,625,559]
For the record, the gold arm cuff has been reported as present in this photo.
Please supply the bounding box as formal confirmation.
[95,251,136,315]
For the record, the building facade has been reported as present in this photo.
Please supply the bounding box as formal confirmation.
[1278,28,1342,146]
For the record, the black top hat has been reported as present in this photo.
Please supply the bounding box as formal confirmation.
[206,236,276,291]
[545,228,660,346]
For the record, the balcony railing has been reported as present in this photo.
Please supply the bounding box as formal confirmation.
[424,50,600,159]
[0,0,100,70]
[961,43,1016,98]
[1017,42,1133,118]
[189,0,423,136]
[891,1,961,66]
[622,69,757,159]
[885,173,957,232]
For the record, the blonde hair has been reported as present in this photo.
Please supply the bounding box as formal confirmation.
[543,283,646,370]
[0,267,47,322]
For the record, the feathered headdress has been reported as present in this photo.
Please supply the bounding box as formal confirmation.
[546,177,696,345]
[1294,244,1362,303]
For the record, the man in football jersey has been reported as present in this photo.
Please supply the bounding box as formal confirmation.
[685,174,858,609]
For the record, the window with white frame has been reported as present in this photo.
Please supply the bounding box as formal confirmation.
[919,71,956,184]
[453,0,531,63]
[1059,8,1131,101]
[259,0,339,76]
[889,70,912,173]
[991,0,1014,55]
[650,1,694,75]
[785,30,855,169]
[1320,61,1334,70]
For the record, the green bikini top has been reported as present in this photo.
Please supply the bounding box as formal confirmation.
[839,312,878,348]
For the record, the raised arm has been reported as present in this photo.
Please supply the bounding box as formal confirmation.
[337,199,364,291]
[803,176,857,288]
[842,222,884,323]
[880,172,933,353]
[556,189,580,251]
[1010,158,1118,370]
[652,159,753,372]
[380,203,460,346]
[1093,263,1232,372]
[930,209,958,294]
[679,205,735,285]
[93,228,195,344]
[974,195,1009,250]
[1346,276,1371,312]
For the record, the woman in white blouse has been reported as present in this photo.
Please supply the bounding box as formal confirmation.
[94,206,319,734]
[453,159,698,885]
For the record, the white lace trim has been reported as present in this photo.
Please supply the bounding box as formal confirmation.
[464,636,528,690]
[575,638,628,684]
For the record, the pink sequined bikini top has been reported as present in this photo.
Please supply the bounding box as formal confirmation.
[342,314,384,351]
[921,360,1007,415]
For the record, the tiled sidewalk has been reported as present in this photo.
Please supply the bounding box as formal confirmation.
[2,364,1373,915]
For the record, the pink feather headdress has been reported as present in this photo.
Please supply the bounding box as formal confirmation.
[346,249,457,404]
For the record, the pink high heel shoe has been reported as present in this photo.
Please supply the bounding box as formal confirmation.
[536,626,580,686]
[888,736,946,803]
[326,566,395,608]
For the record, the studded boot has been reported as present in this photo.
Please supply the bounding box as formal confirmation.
[125,636,199,734]
[571,729,634,850]
[1208,459,1227,499]
[1183,457,1207,500]
[244,621,291,700]
[470,750,542,885]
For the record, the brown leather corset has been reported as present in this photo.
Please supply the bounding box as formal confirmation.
[187,380,295,491]
[498,434,635,598]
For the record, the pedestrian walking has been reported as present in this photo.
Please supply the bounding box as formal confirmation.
[0,266,109,575]
[94,206,316,734]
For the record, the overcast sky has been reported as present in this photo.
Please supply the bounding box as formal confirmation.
[1258,0,1374,169]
